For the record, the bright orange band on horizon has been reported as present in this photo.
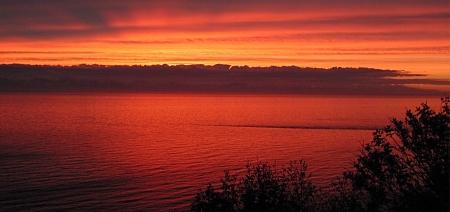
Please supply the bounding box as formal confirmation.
[0,1,449,79]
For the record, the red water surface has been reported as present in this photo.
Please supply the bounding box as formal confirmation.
[0,93,441,211]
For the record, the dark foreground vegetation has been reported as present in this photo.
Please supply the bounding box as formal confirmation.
[192,98,450,212]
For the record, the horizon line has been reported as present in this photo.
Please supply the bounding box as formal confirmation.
[0,62,410,72]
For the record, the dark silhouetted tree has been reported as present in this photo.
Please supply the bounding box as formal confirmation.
[192,161,317,212]
[344,97,449,211]
[192,98,449,212]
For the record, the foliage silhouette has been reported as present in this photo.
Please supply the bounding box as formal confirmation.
[192,161,317,212]
[192,98,450,212]
[343,97,449,211]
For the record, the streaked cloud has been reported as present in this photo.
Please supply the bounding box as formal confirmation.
[0,0,448,78]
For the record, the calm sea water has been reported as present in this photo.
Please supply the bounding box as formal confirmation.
[0,93,441,211]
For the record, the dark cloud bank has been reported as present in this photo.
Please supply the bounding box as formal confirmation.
[0,64,447,96]
[0,0,448,40]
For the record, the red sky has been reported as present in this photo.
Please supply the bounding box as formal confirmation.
[0,0,449,79]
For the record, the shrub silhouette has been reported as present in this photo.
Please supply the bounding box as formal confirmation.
[192,161,317,212]
[192,98,449,212]
[191,172,240,212]
[343,97,449,211]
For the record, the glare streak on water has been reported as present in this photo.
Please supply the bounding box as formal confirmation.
[0,93,440,211]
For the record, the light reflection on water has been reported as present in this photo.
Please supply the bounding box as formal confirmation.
[0,94,440,211]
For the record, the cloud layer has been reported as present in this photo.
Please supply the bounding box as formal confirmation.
[0,64,448,95]
[0,1,449,78]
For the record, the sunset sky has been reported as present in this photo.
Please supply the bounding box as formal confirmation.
[0,0,449,79]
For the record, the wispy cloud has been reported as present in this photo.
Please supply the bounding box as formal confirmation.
[0,1,448,78]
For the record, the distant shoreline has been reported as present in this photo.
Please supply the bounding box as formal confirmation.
[0,90,446,97]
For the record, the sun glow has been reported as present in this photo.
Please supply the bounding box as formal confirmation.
[0,1,448,78]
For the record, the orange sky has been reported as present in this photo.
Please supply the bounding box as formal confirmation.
[0,0,449,79]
